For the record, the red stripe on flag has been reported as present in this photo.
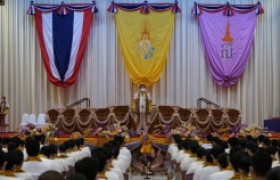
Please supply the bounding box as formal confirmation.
[35,11,60,85]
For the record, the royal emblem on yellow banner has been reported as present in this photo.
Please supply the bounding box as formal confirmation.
[109,2,180,86]
[137,24,154,60]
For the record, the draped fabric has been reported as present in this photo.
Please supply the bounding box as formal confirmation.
[0,0,279,131]
[28,2,97,87]
[194,3,263,86]
[113,3,177,86]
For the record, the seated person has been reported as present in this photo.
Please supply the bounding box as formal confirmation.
[22,138,61,179]
[208,153,234,180]
[74,157,98,180]
[195,146,221,180]
[38,171,64,180]
[266,166,280,180]
[250,151,272,180]
[5,149,32,180]
[186,147,206,176]
[180,140,199,172]
[114,136,131,165]
[238,155,251,180]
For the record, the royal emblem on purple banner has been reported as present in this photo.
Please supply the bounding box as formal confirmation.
[221,20,233,59]
[193,2,264,86]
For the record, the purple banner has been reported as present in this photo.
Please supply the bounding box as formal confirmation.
[195,3,263,86]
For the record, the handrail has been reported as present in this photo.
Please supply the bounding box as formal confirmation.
[197,98,221,109]
[66,98,91,109]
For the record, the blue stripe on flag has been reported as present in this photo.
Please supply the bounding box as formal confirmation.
[53,10,74,82]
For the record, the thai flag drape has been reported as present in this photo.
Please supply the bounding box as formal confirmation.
[27,1,98,87]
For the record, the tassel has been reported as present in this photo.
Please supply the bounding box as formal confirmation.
[192,2,201,16]
[91,1,99,14]
[223,3,234,16]
[256,2,264,15]
[140,1,149,14]
[27,1,36,15]
[58,2,69,16]
[107,1,117,13]
[172,0,181,14]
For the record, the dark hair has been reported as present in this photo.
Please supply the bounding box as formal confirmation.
[228,137,239,147]
[66,140,75,149]
[229,146,242,157]
[114,136,124,146]
[205,150,213,164]
[246,141,258,155]
[48,144,58,156]
[181,139,191,150]
[34,134,46,145]
[239,155,251,175]
[263,138,271,147]
[107,141,120,158]
[266,146,277,156]
[79,138,84,146]
[59,144,67,153]
[10,137,21,148]
[251,151,272,177]
[26,139,40,156]
[2,137,10,146]
[211,145,225,159]
[38,171,64,180]
[66,173,87,180]
[239,139,248,150]
[103,143,114,159]
[218,140,228,149]
[190,140,199,153]
[271,139,279,149]
[74,157,98,180]
[7,142,18,152]
[246,135,253,141]
[0,150,7,169]
[172,134,182,144]
[40,146,51,158]
[196,147,206,158]
[230,151,249,172]
[206,134,213,142]
[217,153,228,169]
[257,135,265,143]
[5,149,24,170]
[266,167,280,180]
[93,151,108,172]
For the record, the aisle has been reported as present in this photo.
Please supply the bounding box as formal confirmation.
[131,174,167,180]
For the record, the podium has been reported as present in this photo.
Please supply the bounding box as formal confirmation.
[0,113,8,130]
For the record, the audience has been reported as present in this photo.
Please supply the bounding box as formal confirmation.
[0,132,279,180]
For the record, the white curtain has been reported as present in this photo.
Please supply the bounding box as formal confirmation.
[0,0,279,130]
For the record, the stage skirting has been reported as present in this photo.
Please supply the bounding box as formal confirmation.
[46,106,241,134]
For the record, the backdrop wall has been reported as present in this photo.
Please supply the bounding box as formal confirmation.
[0,0,279,130]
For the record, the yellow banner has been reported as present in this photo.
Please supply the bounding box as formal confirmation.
[115,9,175,86]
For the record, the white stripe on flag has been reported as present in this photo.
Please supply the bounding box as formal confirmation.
[42,13,61,81]
[64,11,84,81]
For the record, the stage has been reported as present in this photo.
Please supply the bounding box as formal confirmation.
[46,105,242,135]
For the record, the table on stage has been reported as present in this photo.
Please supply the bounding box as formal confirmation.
[264,118,280,132]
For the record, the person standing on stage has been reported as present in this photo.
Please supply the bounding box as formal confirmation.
[133,84,152,133]
[0,96,9,127]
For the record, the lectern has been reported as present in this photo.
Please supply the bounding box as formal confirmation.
[0,113,8,130]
